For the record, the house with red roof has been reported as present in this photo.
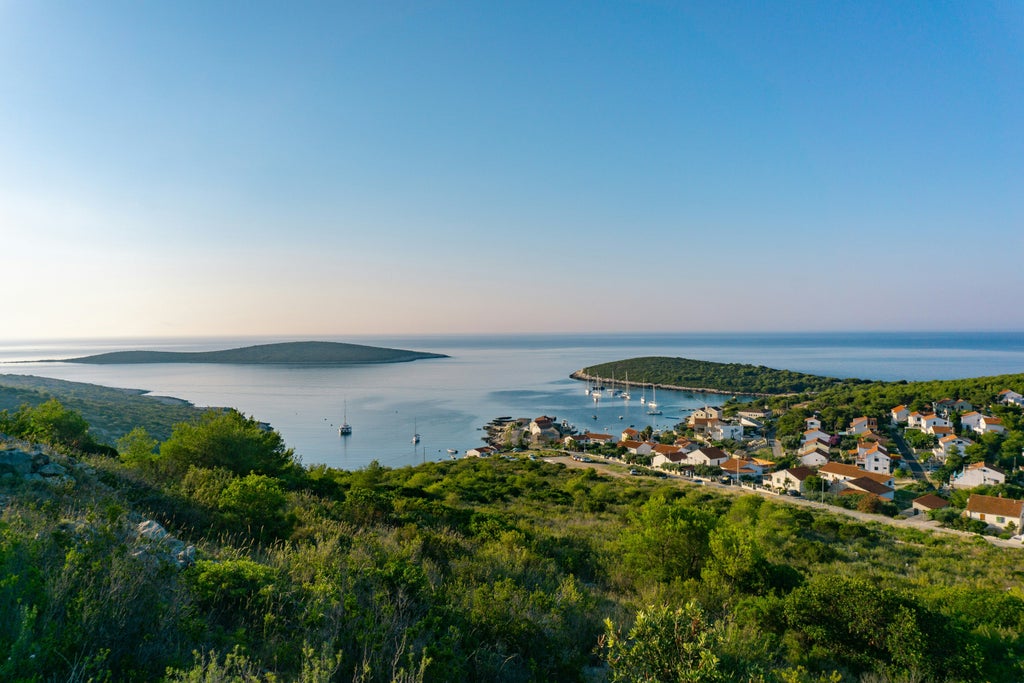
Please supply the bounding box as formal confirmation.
[966,494,1024,531]
[911,494,950,516]
[819,462,895,500]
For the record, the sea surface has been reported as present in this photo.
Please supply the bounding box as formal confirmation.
[1,332,1023,470]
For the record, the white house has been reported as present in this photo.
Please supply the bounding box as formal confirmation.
[965,494,1024,531]
[856,443,891,474]
[934,434,974,459]
[933,398,973,417]
[804,417,822,432]
[466,446,498,457]
[799,448,829,468]
[848,416,877,435]
[891,405,909,424]
[576,432,615,445]
[839,476,896,501]
[767,466,814,493]
[802,429,831,444]
[684,447,730,467]
[919,414,951,432]
[618,440,654,456]
[711,423,744,441]
[977,416,1006,435]
[721,457,767,481]
[651,449,688,469]
[819,462,894,486]
[952,461,1006,489]
[998,389,1024,407]
[959,412,984,431]
[620,428,641,442]
[692,406,725,421]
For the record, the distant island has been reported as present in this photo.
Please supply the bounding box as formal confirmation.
[59,341,448,365]
[574,356,865,396]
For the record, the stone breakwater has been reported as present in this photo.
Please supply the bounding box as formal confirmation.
[570,370,777,398]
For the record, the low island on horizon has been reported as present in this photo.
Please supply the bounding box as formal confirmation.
[52,340,448,365]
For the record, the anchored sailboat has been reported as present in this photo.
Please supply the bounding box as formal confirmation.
[338,400,352,435]
[646,385,662,415]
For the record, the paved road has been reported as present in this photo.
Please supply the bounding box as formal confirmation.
[890,429,927,480]
[545,453,1023,549]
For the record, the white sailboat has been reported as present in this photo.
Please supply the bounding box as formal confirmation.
[646,385,662,415]
[338,400,352,435]
[640,384,646,404]
[411,419,420,444]
[621,372,631,400]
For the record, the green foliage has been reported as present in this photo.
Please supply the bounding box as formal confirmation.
[159,409,296,477]
[117,426,158,468]
[583,357,857,395]
[620,494,714,583]
[2,405,1023,682]
[781,574,980,680]
[0,398,97,452]
[601,602,726,682]
[217,474,290,541]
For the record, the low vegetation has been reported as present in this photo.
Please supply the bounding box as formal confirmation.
[63,340,448,365]
[580,357,859,395]
[1,396,1022,682]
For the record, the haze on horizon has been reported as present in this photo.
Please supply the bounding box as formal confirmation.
[2,2,1021,342]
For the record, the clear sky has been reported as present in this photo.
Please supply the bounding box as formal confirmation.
[2,1,1022,340]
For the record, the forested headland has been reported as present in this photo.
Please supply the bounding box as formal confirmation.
[57,340,448,365]
[1,395,1022,682]
[576,356,862,395]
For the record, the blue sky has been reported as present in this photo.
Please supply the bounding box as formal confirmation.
[2,1,1021,339]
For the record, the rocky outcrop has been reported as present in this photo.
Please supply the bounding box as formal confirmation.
[0,444,74,486]
[134,519,196,568]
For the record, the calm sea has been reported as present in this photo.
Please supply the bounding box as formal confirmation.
[1,332,1022,470]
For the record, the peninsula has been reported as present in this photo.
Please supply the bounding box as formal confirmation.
[573,356,863,396]
[59,341,448,365]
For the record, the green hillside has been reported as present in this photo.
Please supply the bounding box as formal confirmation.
[0,403,1021,682]
[578,356,861,395]
[0,374,205,444]
[62,341,448,365]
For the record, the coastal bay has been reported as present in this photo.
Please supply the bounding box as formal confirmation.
[2,332,1023,471]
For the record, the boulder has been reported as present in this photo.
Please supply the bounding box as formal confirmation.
[0,449,32,476]
[38,462,67,477]
[137,519,169,542]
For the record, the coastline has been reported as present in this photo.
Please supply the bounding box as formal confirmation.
[569,370,779,398]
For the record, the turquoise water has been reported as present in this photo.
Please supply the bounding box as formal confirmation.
[1,332,1022,469]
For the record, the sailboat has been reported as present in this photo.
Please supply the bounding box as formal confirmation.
[646,385,662,415]
[621,372,631,400]
[411,419,421,444]
[640,384,646,404]
[338,400,352,435]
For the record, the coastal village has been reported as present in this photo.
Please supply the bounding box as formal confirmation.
[469,381,1024,543]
